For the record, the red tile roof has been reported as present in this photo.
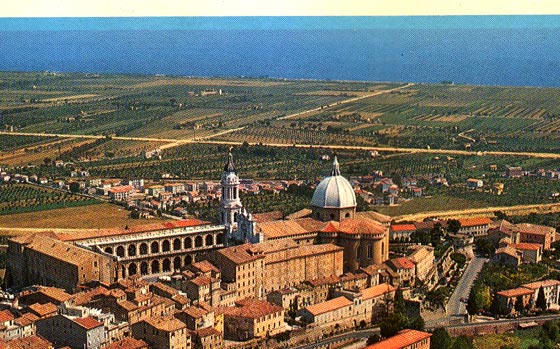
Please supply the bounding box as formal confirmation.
[56,219,209,241]
[361,283,396,300]
[523,279,560,290]
[458,217,492,227]
[389,257,415,270]
[0,310,15,323]
[0,335,53,349]
[73,316,103,330]
[511,243,542,251]
[105,338,149,349]
[221,299,283,319]
[391,224,416,232]
[365,329,431,349]
[497,287,534,298]
[304,296,353,316]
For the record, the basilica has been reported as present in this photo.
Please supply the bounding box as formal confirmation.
[220,152,390,272]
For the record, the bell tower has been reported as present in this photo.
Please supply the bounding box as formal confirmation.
[220,151,243,230]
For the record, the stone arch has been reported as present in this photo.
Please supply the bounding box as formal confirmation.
[205,234,214,246]
[184,237,193,249]
[104,247,113,254]
[128,263,137,276]
[140,262,149,275]
[216,233,224,245]
[151,260,160,274]
[128,244,137,257]
[151,241,159,254]
[345,212,351,218]
[173,238,181,251]
[162,240,171,252]
[184,255,193,265]
[116,246,125,257]
[173,257,182,271]
[162,258,171,272]
[195,236,203,248]
[330,213,335,220]
[139,243,148,255]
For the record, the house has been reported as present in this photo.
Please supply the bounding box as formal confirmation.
[385,257,416,288]
[494,246,521,266]
[506,166,523,178]
[456,217,492,236]
[407,246,435,284]
[511,223,556,250]
[146,185,165,197]
[131,316,190,349]
[36,315,106,349]
[108,185,134,202]
[165,183,185,194]
[298,296,354,328]
[364,329,431,349]
[221,299,284,340]
[390,224,416,241]
[509,243,542,263]
[496,287,535,314]
[466,178,483,189]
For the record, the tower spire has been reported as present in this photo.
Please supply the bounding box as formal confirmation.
[330,156,341,176]
[224,148,236,172]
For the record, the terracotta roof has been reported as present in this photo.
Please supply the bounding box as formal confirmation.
[0,335,53,349]
[305,275,341,287]
[73,316,103,330]
[355,211,392,223]
[338,218,386,235]
[408,246,434,264]
[55,219,209,242]
[14,313,39,327]
[253,211,284,223]
[496,245,520,259]
[304,296,353,316]
[522,279,560,290]
[497,287,534,298]
[511,243,542,251]
[259,240,342,265]
[256,220,309,239]
[194,326,221,337]
[388,257,415,270]
[183,305,211,319]
[458,217,492,227]
[28,302,57,317]
[215,243,264,265]
[365,329,432,349]
[108,185,134,193]
[0,310,15,323]
[190,260,220,274]
[221,299,283,319]
[513,223,555,236]
[390,224,416,232]
[285,208,312,220]
[19,235,97,268]
[361,283,396,300]
[189,275,212,287]
[144,316,186,332]
[105,338,149,349]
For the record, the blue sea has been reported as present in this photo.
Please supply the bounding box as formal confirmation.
[1,16,560,86]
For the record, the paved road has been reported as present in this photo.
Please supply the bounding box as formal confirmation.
[277,83,414,121]
[447,255,488,317]
[292,328,379,349]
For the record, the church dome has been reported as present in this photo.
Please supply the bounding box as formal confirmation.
[311,157,357,209]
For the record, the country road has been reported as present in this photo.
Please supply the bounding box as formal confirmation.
[277,83,414,121]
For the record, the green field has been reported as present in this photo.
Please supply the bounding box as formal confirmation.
[0,183,99,215]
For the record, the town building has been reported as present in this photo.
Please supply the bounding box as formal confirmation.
[108,185,134,202]
[36,315,106,349]
[407,245,435,285]
[456,217,492,236]
[390,224,416,241]
[385,257,416,288]
[219,152,243,232]
[131,316,190,349]
[221,299,284,341]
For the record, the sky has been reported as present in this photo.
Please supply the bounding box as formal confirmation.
[2,0,560,17]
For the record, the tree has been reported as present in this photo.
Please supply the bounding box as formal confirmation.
[366,334,381,345]
[537,286,548,311]
[393,287,405,314]
[447,219,461,234]
[43,157,51,166]
[380,311,408,338]
[542,320,559,342]
[515,295,525,314]
[430,327,452,349]
[467,284,492,315]
[451,335,473,349]
[69,182,81,193]
[410,315,425,331]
